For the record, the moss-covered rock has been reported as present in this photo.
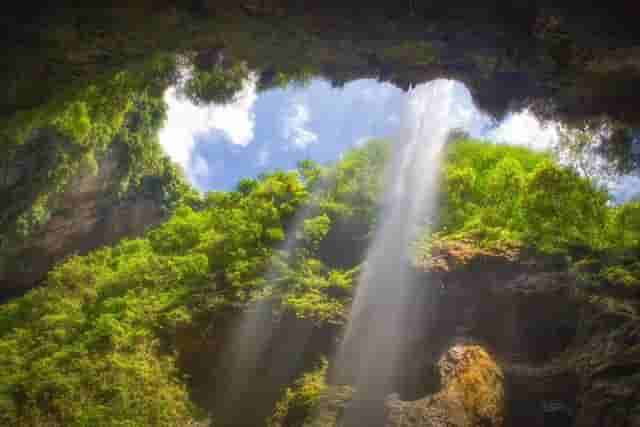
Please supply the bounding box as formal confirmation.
[409,236,640,427]
[268,360,354,427]
[385,344,504,427]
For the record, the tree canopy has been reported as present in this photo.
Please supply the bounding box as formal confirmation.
[0,136,639,425]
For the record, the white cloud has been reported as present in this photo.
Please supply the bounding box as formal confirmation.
[207,78,258,147]
[158,76,258,174]
[486,110,559,150]
[282,103,318,149]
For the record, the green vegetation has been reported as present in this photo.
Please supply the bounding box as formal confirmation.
[0,54,183,237]
[268,360,329,427]
[181,62,250,106]
[1,3,639,425]
[268,360,354,427]
[0,140,387,426]
[430,137,640,294]
[0,63,195,281]
[0,130,638,425]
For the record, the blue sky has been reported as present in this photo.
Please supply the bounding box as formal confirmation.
[160,78,407,190]
[159,77,639,201]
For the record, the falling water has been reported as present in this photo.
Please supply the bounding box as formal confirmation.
[212,200,335,426]
[334,79,481,425]
[211,79,485,426]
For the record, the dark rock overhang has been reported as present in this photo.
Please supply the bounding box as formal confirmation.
[2,2,640,128]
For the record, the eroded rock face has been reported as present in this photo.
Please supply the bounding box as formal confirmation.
[385,344,504,427]
[195,239,638,427]
[416,240,640,427]
[301,385,354,427]
[0,141,167,299]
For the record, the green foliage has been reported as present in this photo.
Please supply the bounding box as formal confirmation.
[435,137,640,294]
[601,265,640,290]
[312,138,389,224]
[438,138,611,252]
[1,53,182,241]
[181,62,249,106]
[0,170,310,425]
[380,41,438,66]
[2,49,178,153]
[270,255,357,325]
[5,125,638,426]
[0,146,385,424]
[0,244,208,426]
[260,65,317,91]
[609,202,640,249]
[297,139,390,269]
[523,160,609,252]
[268,360,328,427]
[300,215,332,250]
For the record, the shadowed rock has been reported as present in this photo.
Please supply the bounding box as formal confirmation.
[385,343,505,427]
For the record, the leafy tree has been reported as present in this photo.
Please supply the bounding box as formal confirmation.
[268,360,328,427]
[4,133,637,426]
[433,137,639,294]
[181,62,249,106]
[523,161,609,252]
[609,201,640,249]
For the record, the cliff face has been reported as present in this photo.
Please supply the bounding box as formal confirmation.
[0,139,168,299]
[168,239,639,427]
[387,240,640,427]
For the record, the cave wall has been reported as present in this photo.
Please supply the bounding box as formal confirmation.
[2,2,640,126]
[0,137,168,300]
[401,241,640,427]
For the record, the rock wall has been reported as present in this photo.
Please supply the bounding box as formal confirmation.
[172,239,639,427]
[386,344,505,427]
[403,240,640,427]
[3,2,640,127]
[0,139,168,299]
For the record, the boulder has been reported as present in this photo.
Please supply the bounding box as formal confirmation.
[385,344,504,427]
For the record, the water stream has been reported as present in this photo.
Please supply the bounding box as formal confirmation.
[333,79,480,425]
[212,79,521,425]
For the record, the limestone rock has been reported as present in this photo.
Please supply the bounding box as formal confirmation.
[385,344,504,427]
[0,139,167,298]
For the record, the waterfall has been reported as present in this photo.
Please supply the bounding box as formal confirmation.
[212,79,485,426]
[333,79,480,425]
[211,203,327,427]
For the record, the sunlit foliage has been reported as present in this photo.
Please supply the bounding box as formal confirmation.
[2,134,639,425]
[268,360,329,427]
[435,137,639,293]
[0,171,308,425]
[0,139,389,425]
[439,138,611,252]
[0,54,183,240]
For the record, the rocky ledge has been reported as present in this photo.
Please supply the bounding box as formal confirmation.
[388,239,640,427]
[386,343,505,427]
